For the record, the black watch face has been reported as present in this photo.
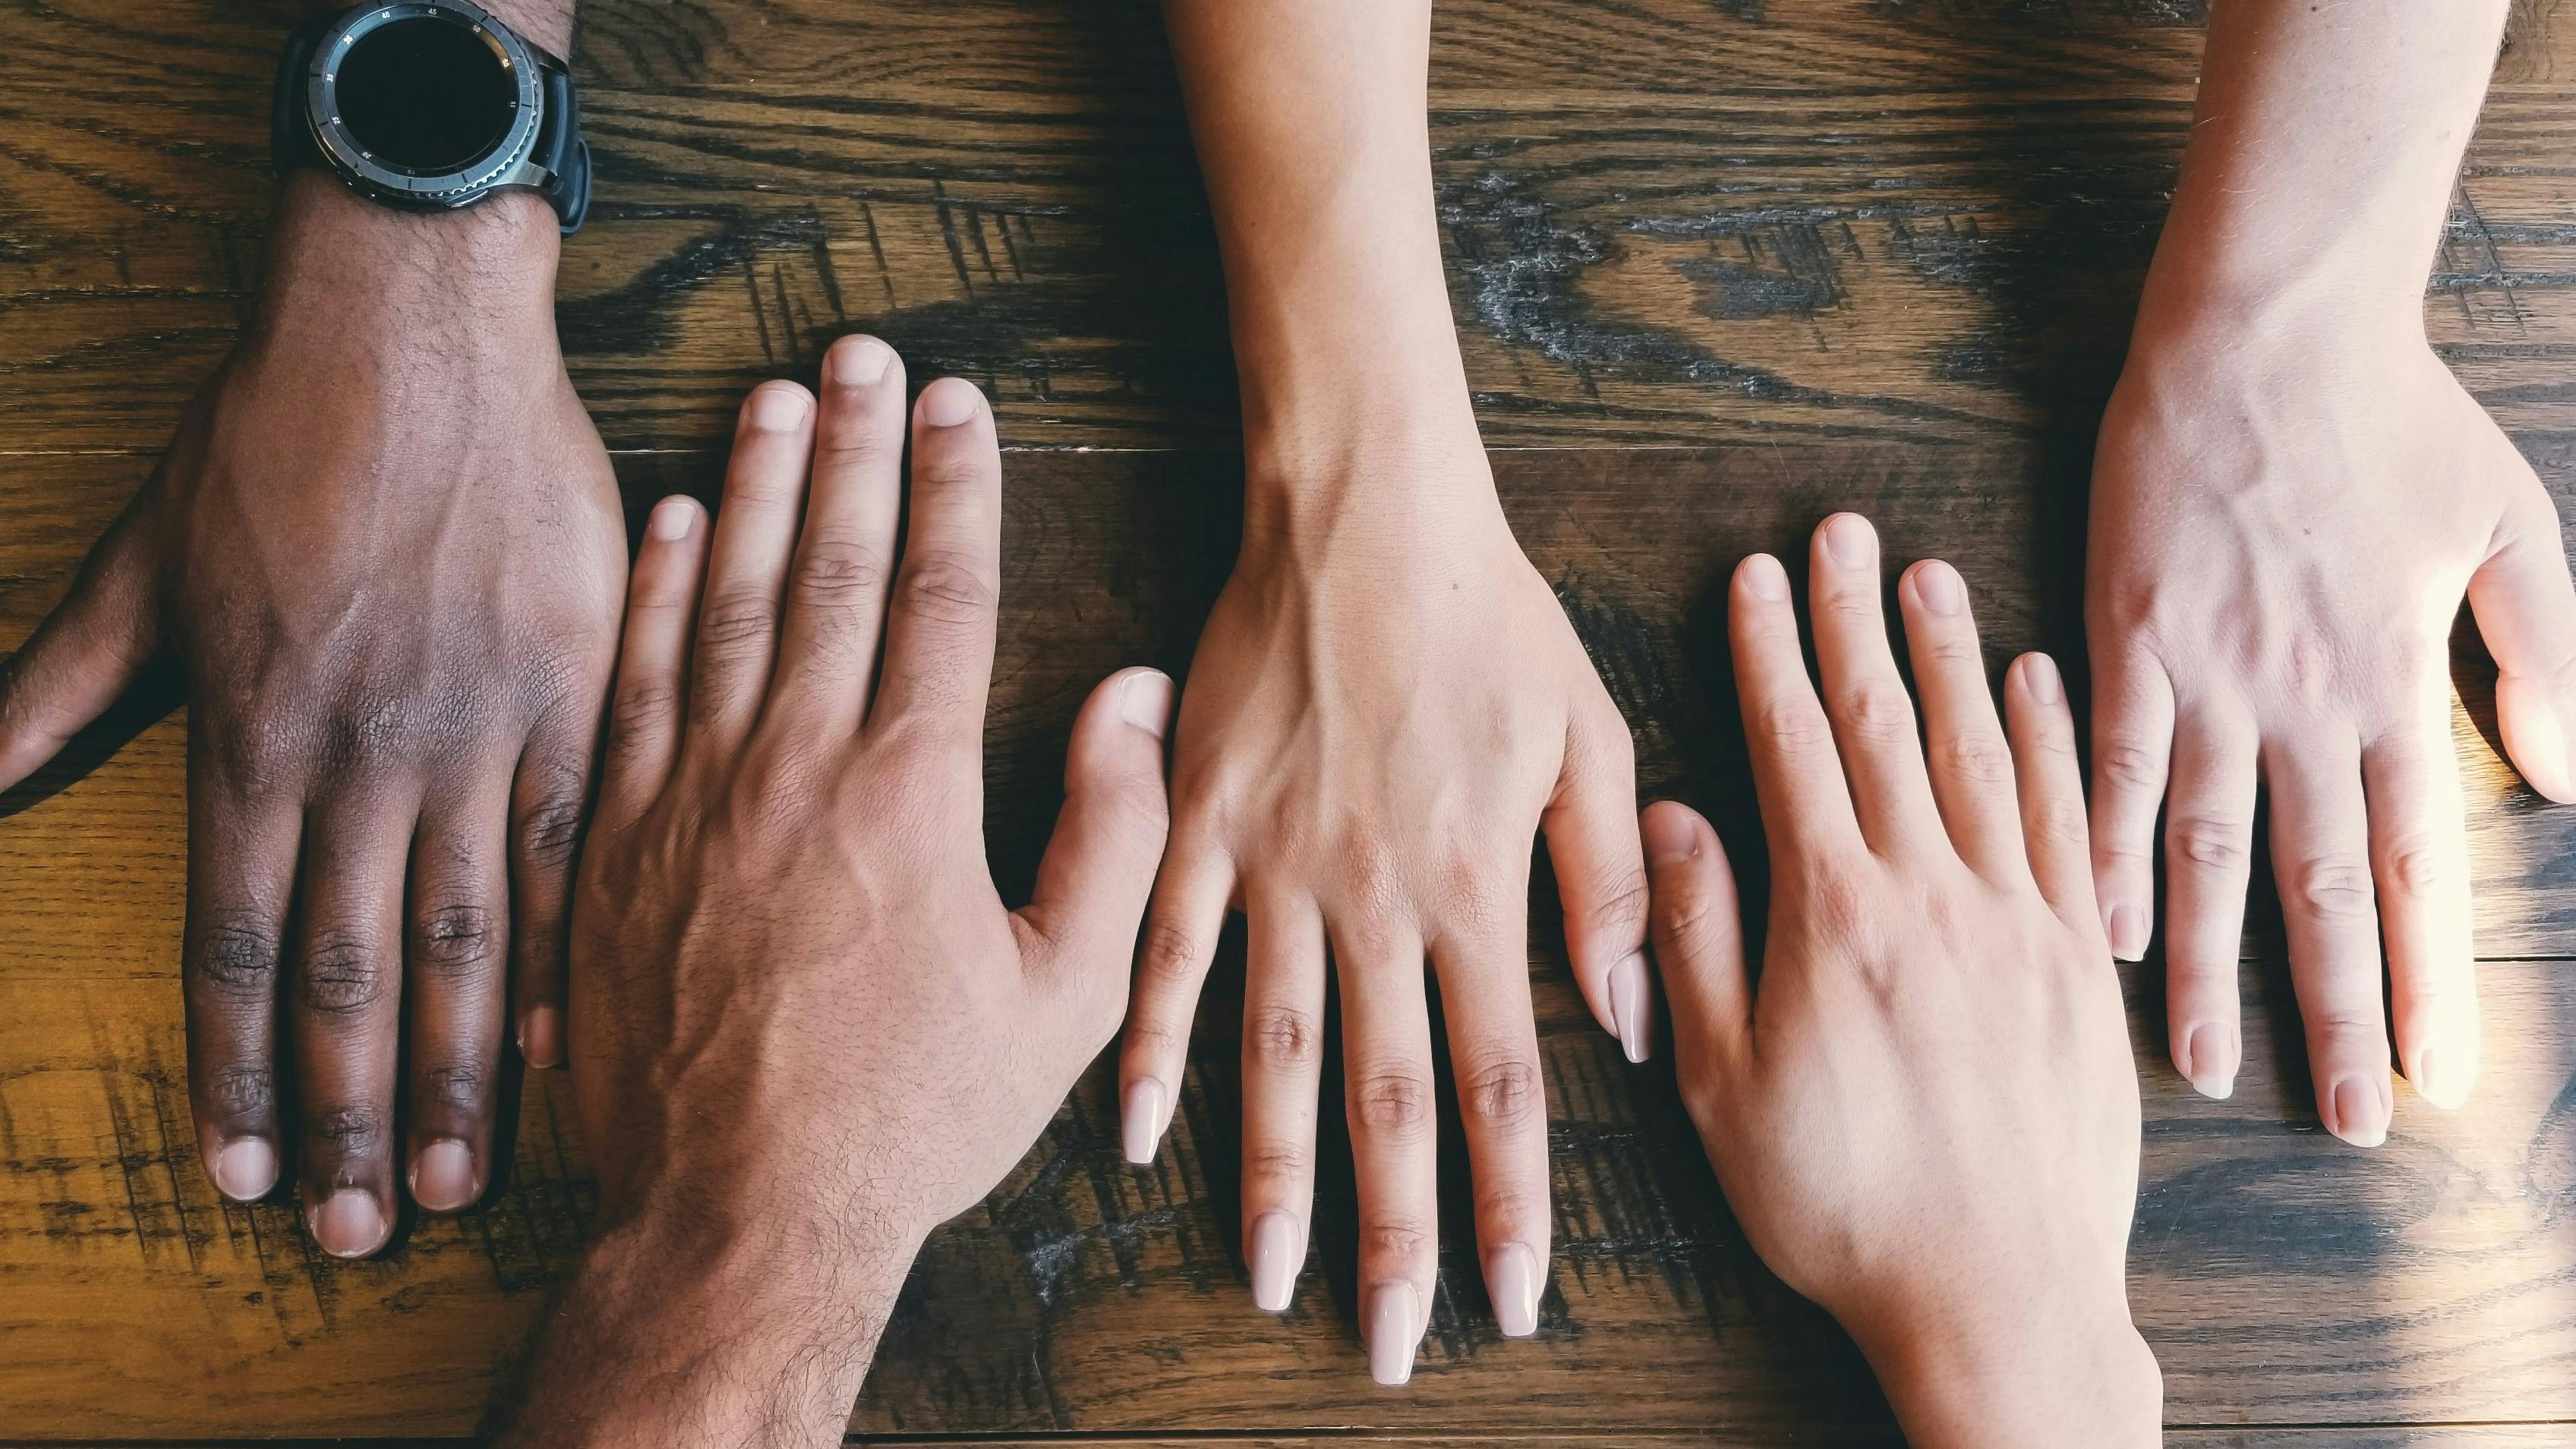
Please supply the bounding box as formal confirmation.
[334,14,516,175]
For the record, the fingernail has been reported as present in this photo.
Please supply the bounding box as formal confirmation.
[2328,1075,2389,1148]
[1122,1078,1166,1165]
[646,495,695,542]
[211,1138,277,1202]
[1823,513,1874,569]
[1641,805,1698,868]
[919,376,984,427]
[1250,1210,1302,1312]
[1912,560,1964,616]
[1486,1243,1541,1338]
[1366,1280,1420,1387]
[409,1139,480,1213]
[2020,653,2063,705]
[2180,1023,2237,1101]
[1610,953,1650,1064]
[519,1006,563,1069]
[2410,1047,2473,1110]
[826,335,892,387]
[1121,670,1175,739]
[311,1189,388,1258]
[2106,903,2146,962]
[1739,553,1789,600]
[747,383,810,431]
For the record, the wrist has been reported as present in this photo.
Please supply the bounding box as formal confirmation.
[496,1192,919,1449]
[1846,1285,2161,1449]
[252,170,561,339]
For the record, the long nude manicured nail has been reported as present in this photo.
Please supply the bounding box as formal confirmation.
[519,1005,563,1069]
[311,1189,388,1258]
[1610,953,1651,1063]
[1367,1280,1420,1387]
[1487,1243,1541,1338]
[2180,1023,2237,1101]
[211,1138,277,1202]
[2328,1076,2389,1148]
[409,1139,481,1213]
[1250,1210,1302,1312]
[1122,1078,1166,1165]
[2105,903,2146,962]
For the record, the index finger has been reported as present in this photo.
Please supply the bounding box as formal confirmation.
[866,378,1002,740]
[1728,552,1861,862]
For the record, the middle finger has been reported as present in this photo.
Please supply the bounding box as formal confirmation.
[1807,515,1943,855]
[1334,915,1437,1388]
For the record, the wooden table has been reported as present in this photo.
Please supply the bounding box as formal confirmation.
[8,1,2576,1441]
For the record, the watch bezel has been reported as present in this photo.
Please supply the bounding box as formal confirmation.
[304,0,545,209]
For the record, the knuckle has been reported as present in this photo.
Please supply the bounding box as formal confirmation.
[1755,701,1837,761]
[2098,742,2163,792]
[1138,920,1206,994]
[2292,857,2376,921]
[1352,1070,1435,1138]
[1461,1057,1543,1128]
[897,553,996,627]
[1833,682,1916,744]
[2168,815,2249,873]
[1246,1006,1322,1071]
[190,918,282,1000]
[1243,1142,1312,1183]
[695,591,777,654]
[415,1061,490,1114]
[2382,839,2450,897]
[1939,729,2014,786]
[1362,1221,1433,1265]
[203,1065,275,1120]
[2029,799,2089,854]
[1584,863,1651,936]
[298,935,389,1016]
[790,537,890,603]
[609,682,679,743]
[518,795,587,868]
[305,1104,388,1160]
[412,903,496,977]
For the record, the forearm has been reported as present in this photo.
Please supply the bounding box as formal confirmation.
[490,1200,920,1449]
[1161,0,1483,534]
[2142,0,2505,338]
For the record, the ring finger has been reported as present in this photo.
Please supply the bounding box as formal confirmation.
[403,767,514,1214]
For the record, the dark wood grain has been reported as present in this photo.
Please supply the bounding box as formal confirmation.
[8,449,2576,1437]
[11,0,2576,1440]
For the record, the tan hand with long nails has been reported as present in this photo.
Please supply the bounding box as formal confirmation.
[1121,453,1642,1379]
[1651,516,2157,1449]
[493,339,1174,1447]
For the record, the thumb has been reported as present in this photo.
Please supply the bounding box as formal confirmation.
[2467,477,2576,802]
[0,503,162,791]
[1640,801,1751,1086]
[1014,667,1176,1016]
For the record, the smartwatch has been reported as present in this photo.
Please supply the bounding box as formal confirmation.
[272,1,591,235]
